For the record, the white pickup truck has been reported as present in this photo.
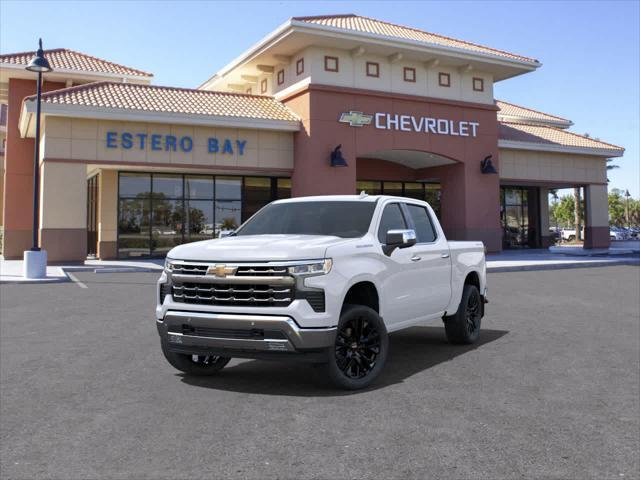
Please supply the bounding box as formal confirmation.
[156,195,487,389]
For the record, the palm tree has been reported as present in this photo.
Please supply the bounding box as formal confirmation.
[574,187,581,242]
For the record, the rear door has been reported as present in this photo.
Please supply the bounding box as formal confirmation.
[402,202,452,315]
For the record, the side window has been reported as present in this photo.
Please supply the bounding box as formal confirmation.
[377,203,407,243]
[406,204,437,243]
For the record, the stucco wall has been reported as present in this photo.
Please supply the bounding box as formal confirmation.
[499,148,607,184]
[42,117,294,171]
[273,46,494,105]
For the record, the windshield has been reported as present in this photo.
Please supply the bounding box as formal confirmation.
[236,201,376,238]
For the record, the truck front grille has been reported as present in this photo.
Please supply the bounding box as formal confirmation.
[171,282,293,307]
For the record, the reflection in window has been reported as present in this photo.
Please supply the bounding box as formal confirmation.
[216,201,242,236]
[117,173,290,257]
[118,197,150,257]
[216,176,241,199]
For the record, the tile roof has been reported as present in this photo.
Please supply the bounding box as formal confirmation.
[496,100,571,127]
[26,81,299,122]
[499,122,624,154]
[293,14,538,64]
[0,48,152,78]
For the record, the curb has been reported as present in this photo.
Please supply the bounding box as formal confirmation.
[488,259,640,273]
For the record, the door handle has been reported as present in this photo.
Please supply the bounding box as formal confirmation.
[411,255,422,262]
[441,253,450,259]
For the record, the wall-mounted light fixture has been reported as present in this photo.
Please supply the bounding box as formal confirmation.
[330,144,348,167]
[480,155,497,174]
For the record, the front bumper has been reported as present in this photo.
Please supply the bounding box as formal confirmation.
[157,311,336,359]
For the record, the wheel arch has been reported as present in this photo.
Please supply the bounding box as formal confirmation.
[341,280,380,314]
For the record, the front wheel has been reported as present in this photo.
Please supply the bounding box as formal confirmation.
[326,304,389,390]
[161,340,231,376]
[444,284,482,345]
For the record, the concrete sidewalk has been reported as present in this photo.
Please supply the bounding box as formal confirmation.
[1,250,638,283]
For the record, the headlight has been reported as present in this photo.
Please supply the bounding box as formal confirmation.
[288,259,332,276]
[164,258,176,271]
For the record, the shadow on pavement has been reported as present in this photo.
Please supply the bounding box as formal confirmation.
[179,326,508,396]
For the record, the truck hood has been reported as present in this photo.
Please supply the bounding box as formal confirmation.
[167,234,346,262]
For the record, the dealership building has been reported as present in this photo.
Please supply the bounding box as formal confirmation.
[0,14,624,261]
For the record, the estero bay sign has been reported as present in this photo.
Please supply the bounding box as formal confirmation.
[339,111,480,137]
[105,131,248,155]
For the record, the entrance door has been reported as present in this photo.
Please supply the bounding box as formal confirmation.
[501,186,540,248]
[87,175,99,257]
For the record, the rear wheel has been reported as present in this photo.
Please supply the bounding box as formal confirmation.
[444,284,482,345]
[161,340,231,376]
[326,304,388,390]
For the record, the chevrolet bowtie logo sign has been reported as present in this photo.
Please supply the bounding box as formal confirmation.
[207,264,237,277]
[339,111,373,127]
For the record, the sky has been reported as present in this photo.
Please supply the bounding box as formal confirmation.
[1,0,638,197]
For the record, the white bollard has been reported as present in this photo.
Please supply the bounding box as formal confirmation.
[23,250,48,279]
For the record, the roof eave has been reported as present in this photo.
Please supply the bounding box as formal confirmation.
[199,18,540,89]
[19,99,300,137]
[289,20,541,71]
[498,115,573,129]
[1,61,153,82]
[498,139,624,158]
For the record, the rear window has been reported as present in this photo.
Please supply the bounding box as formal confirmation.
[236,201,376,238]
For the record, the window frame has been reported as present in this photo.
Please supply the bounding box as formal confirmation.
[403,67,416,83]
[376,202,409,244]
[324,55,339,72]
[366,61,380,78]
[260,78,268,94]
[296,58,304,75]
[402,202,439,244]
[472,77,484,92]
[438,72,451,87]
[277,69,284,85]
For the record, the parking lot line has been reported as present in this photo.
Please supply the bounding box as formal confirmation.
[66,271,88,289]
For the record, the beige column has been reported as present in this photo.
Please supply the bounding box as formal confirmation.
[39,161,87,261]
[98,170,118,259]
[584,184,610,249]
[539,188,552,247]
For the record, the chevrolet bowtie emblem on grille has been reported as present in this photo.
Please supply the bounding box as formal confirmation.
[339,111,373,127]
[207,264,237,277]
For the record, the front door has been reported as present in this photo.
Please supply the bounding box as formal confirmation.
[87,175,99,257]
[402,202,452,315]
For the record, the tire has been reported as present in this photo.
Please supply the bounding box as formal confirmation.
[161,340,231,376]
[326,304,389,390]
[444,284,482,345]
[567,235,575,242]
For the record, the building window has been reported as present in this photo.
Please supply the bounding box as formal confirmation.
[245,87,252,94]
[296,58,304,75]
[403,67,416,82]
[324,55,339,72]
[117,173,291,258]
[438,72,450,87]
[356,180,441,218]
[473,77,484,92]
[366,62,380,78]
[277,69,284,85]
[260,78,268,94]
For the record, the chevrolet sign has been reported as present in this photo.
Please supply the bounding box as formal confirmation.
[207,264,237,277]
[338,111,373,127]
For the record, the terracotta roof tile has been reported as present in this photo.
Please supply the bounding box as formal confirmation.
[27,81,299,122]
[0,48,152,78]
[496,100,571,126]
[499,122,623,153]
[293,14,538,64]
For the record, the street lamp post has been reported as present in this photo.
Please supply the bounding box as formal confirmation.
[624,189,631,230]
[23,39,52,279]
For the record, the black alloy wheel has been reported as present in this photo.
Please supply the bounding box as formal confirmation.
[327,304,389,390]
[444,284,482,345]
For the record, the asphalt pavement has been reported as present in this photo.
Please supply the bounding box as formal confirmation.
[1,266,638,479]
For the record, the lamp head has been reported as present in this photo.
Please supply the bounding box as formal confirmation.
[330,144,348,167]
[26,39,53,73]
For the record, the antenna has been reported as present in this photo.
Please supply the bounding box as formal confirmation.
[359,191,368,198]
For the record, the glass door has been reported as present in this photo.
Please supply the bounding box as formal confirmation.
[86,175,99,257]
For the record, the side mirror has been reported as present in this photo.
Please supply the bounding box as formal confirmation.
[383,229,416,255]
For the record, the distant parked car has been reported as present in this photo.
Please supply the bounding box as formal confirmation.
[561,228,584,242]
[610,228,628,241]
